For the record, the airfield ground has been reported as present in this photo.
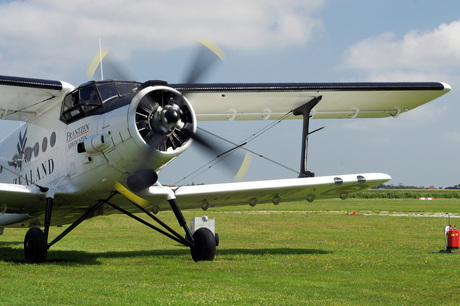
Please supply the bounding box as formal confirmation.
[1,192,459,304]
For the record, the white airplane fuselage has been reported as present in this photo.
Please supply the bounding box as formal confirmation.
[0,83,195,198]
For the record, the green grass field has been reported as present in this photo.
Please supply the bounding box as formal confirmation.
[1,196,460,304]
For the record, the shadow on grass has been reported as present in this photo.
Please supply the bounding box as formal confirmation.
[1,245,330,265]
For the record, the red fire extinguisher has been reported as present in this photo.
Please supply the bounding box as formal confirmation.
[446,225,459,252]
[444,214,459,252]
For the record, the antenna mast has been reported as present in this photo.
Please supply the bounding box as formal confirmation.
[99,38,104,80]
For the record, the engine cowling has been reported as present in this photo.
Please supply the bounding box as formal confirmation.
[127,84,197,171]
[98,83,197,186]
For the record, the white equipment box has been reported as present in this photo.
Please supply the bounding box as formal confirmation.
[190,216,215,235]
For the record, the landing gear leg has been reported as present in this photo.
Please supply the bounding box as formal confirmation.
[167,199,216,261]
[168,199,194,242]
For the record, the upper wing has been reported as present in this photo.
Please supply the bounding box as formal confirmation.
[0,75,74,122]
[172,82,451,120]
[142,173,391,210]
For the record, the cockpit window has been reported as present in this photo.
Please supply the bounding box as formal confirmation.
[60,84,102,123]
[96,83,118,103]
[79,85,101,107]
[116,82,139,96]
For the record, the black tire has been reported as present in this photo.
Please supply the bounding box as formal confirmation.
[190,228,216,262]
[24,228,47,263]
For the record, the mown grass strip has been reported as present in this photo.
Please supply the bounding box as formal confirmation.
[1,198,459,304]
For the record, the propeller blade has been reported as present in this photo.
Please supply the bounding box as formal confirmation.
[181,127,246,176]
[87,47,109,79]
[181,127,218,154]
[87,48,134,81]
[114,181,149,207]
[234,152,253,181]
[182,39,225,85]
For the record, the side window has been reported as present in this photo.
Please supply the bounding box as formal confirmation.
[60,90,82,122]
[62,90,77,112]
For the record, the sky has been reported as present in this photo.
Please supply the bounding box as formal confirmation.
[0,0,459,188]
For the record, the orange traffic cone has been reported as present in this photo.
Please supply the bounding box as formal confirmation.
[348,211,356,215]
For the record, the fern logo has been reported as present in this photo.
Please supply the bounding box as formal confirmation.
[8,127,28,169]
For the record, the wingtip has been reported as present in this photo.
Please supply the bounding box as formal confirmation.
[440,82,451,92]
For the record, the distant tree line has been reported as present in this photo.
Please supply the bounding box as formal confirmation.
[373,184,460,190]
[373,184,423,189]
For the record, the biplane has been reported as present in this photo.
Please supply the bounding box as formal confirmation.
[0,44,450,263]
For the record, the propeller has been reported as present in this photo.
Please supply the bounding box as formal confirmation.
[126,40,238,192]
[87,41,248,194]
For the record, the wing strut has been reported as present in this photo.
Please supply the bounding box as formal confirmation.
[293,96,323,177]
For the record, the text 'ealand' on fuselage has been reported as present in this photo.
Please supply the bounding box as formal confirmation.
[2,123,58,186]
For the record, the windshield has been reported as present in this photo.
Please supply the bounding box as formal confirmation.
[60,81,141,124]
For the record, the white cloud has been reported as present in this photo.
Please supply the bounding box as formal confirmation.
[342,19,460,77]
[0,0,324,78]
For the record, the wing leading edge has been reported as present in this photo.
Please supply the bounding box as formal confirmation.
[172,82,450,121]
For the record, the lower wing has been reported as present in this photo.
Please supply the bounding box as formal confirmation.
[142,173,391,210]
[0,173,390,228]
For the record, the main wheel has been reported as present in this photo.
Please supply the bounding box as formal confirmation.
[24,228,47,263]
[190,228,216,262]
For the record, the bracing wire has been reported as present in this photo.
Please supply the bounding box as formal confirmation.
[174,111,300,185]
